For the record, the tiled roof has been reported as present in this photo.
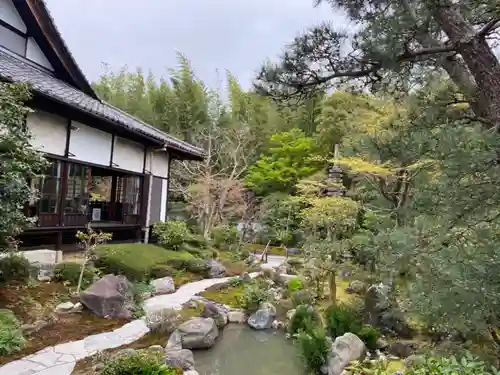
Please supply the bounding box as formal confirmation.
[0,50,205,159]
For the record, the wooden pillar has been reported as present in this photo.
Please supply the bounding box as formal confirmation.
[56,231,63,251]
[139,175,150,228]
[57,161,69,227]
[110,175,117,202]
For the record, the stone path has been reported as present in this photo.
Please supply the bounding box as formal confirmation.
[1,261,283,375]
[143,272,260,317]
[0,319,150,375]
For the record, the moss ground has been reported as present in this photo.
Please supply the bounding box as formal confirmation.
[198,283,245,308]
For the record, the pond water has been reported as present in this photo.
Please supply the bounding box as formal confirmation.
[193,325,304,375]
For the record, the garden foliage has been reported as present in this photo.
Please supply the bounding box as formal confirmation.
[0,309,25,355]
[100,352,176,375]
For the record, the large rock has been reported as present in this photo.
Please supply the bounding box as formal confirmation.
[247,308,275,330]
[206,260,227,278]
[55,302,75,313]
[201,301,228,328]
[227,310,246,323]
[80,274,134,319]
[346,280,367,295]
[364,283,413,338]
[387,341,418,358]
[150,276,175,295]
[327,333,365,375]
[164,348,195,370]
[174,317,219,349]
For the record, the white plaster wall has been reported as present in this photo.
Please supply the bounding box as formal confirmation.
[26,110,67,156]
[0,0,26,33]
[26,38,53,70]
[113,137,145,173]
[151,152,169,178]
[159,178,168,221]
[68,121,112,166]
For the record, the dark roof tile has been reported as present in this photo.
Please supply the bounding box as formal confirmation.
[0,50,204,158]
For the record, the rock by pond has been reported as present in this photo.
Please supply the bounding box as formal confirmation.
[193,324,302,375]
[173,317,219,349]
[327,332,365,375]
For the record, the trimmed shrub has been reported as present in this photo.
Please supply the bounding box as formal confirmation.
[100,352,176,375]
[288,304,321,336]
[291,289,313,307]
[185,259,210,275]
[95,244,194,282]
[149,265,173,279]
[54,262,96,289]
[357,325,380,350]
[287,279,303,294]
[0,309,25,355]
[238,282,268,312]
[324,303,380,349]
[185,233,211,249]
[0,254,33,284]
[212,224,239,250]
[297,327,331,375]
[181,244,204,258]
[324,303,362,339]
[153,220,190,250]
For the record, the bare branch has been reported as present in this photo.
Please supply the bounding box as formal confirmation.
[478,18,500,38]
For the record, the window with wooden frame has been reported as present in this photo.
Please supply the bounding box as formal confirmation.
[30,159,62,214]
[64,162,90,214]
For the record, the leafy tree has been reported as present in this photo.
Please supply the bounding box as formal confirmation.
[257,0,500,128]
[244,129,322,195]
[258,192,306,246]
[0,83,47,250]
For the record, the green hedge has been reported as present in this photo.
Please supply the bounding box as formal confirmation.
[95,244,195,281]
[54,262,96,289]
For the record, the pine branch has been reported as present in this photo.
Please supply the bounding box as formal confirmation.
[478,18,500,38]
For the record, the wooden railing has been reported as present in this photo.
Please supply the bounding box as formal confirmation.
[37,213,60,227]
[63,213,88,227]
[123,214,140,225]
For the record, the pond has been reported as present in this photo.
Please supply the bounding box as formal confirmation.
[193,325,304,375]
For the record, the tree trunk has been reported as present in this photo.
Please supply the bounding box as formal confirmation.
[328,271,337,304]
[434,5,500,128]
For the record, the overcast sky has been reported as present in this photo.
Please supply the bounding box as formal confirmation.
[44,0,346,89]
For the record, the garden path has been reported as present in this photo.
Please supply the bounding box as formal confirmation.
[0,260,284,375]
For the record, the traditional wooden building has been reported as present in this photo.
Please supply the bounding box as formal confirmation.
[0,0,204,248]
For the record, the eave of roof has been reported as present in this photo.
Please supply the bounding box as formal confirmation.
[0,50,205,160]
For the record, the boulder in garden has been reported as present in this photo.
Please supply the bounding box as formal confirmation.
[247,306,275,330]
[346,280,367,295]
[150,276,175,295]
[80,274,134,319]
[327,332,365,375]
[174,317,219,349]
[364,283,414,338]
[206,259,227,278]
[164,348,195,370]
[201,301,228,328]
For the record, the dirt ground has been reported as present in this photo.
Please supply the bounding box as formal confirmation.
[0,281,129,365]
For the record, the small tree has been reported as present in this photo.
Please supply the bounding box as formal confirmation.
[75,225,112,294]
[299,176,359,303]
[0,83,47,250]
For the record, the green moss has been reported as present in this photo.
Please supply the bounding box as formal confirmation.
[179,301,205,320]
[95,244,195,281]
[198,284,245,307]
[387,359,405,373]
